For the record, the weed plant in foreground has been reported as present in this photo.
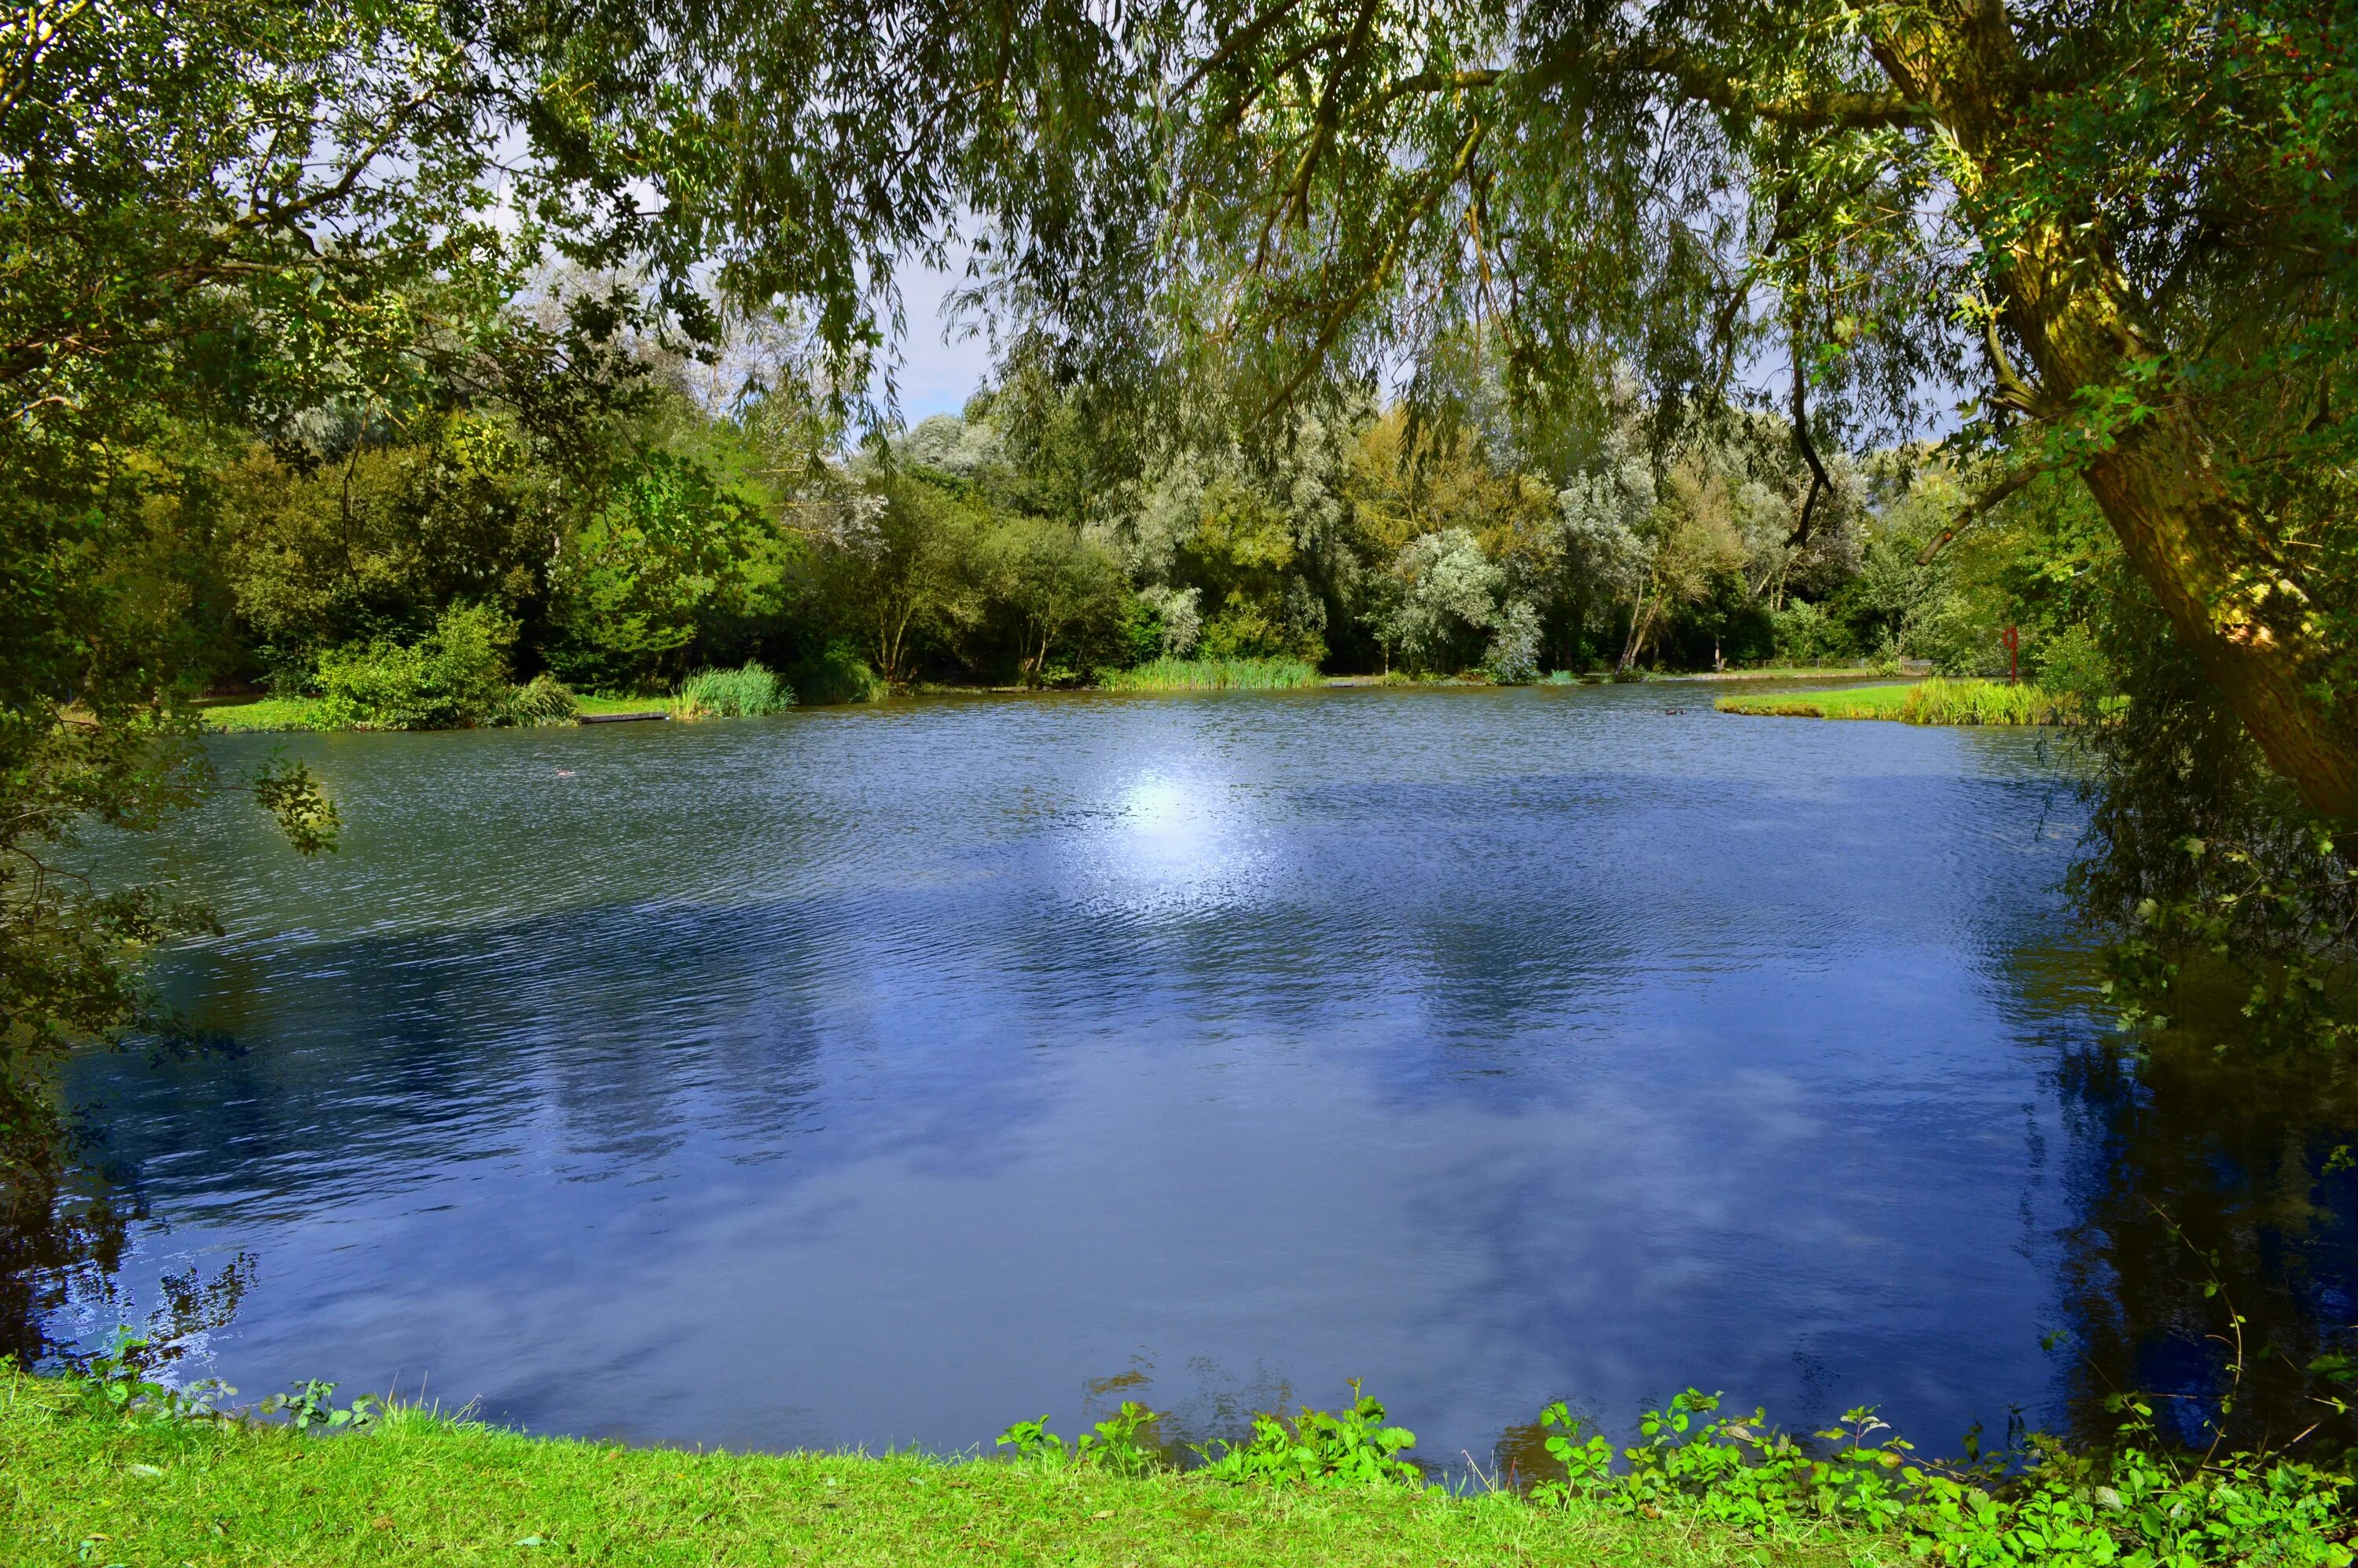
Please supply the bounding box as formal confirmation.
[1100,656,1320,692]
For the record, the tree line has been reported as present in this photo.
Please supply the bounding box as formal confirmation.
[180,314,2087,710]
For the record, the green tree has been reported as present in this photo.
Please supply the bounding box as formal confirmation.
[816,472,986,687]
[0,0,650,1187]
[545,450,788,690]
[979,515,1131,684]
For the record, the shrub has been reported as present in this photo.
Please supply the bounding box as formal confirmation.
[675,660,792,718]
[1769,599,1853,666]
[312,603,517,729]
[1196,1384,1422,1488]
[2033,622,2114,721]
[498,673,580,727]
[1485,598,1544,684]
[994,1403,1169,1476]
[787,641,888,705]
[1530,1390,2355,1568]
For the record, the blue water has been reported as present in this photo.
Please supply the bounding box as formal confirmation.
[57,685,2162,1460]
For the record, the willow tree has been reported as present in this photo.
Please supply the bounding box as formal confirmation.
[585,0,2357,813]
[0,0,631,1192]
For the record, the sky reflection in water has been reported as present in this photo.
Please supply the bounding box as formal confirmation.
[56,684,2267,1461]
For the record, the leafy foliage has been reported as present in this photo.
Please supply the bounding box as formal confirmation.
[1196,1384,1423,1489]
[994,1403,1170,1476]
[312,603,520,731]
[1530,1390,2355,1567]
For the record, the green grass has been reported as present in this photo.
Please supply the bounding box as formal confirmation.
[195,696,328,733]
[571,692,674,717]
[674,662,793,718]
[1897,677,2073,725]
[1714,683,1918,720]
[1102,657,1320,692]
[1715,679,2078,725]
[0,1373,1879,1567]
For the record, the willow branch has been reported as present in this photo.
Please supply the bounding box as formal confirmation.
[1252,117,1488,427]
[1916,461,2048,564]
[1787,346,1832,546]
[1179,0,1308,95]
[1614,44,1927,131]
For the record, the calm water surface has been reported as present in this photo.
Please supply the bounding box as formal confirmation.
[50,685,2358,1461]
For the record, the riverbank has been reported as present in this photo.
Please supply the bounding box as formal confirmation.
[0,1373,1865,1567]
[197,663,1901,732]
[195,691,682,733]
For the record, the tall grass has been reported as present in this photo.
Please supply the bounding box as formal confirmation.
[1102,656,1320,692]
[1900,677,2071,726]
[675,661,793,718]
[499,673,580,726]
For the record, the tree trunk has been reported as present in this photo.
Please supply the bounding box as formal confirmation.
[1617,578,1658,674]
[1875,2,2358,820]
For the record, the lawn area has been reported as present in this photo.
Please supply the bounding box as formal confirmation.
[1713,683,1917,720]
[193,696,326,733]
[194,692,677,732]
[1676,665,1880,681]
[573,692,675,717]
[0,1373,1882,1568]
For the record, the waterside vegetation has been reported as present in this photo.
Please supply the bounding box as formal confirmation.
[1100,656,1322,692]
[1717,680,2077,726]
[9,1361,2352,1568]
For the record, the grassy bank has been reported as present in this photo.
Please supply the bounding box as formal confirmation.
[1101,656,1320,692]
[1716,679,2073,725]
[0,1373,1864,1567]
[197,692,676,733]
[1715,683,1916,720]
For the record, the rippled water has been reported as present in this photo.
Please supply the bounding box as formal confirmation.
[46,684,2358,1461]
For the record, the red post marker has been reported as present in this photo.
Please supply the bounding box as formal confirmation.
[2002,625,2019,685]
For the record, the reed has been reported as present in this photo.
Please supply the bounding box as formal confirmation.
[1900,677,2071,726]
[1102,656,1320,692]
[674,661,793,718]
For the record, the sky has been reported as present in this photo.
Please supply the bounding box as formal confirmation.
[874,258,997,426]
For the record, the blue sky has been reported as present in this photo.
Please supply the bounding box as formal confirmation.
[878,259,996,424]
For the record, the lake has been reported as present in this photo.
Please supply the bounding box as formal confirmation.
[43,683,2358,1465]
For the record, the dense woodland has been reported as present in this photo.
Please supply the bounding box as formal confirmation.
[172,315,2098,707]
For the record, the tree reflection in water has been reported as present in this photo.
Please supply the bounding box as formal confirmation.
[2048,1032,2358,1458]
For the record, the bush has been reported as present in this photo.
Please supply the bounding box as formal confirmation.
[498,673,580,727]
[1196,1385,1422,1488]
[1769,599,1853,666]
[1530,1389,2355,1568]
[313,603,518,729]
[2033,622,2114,720]
[787,641,888,705]
[675,661,792,718]
[1485,599,1544,685]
